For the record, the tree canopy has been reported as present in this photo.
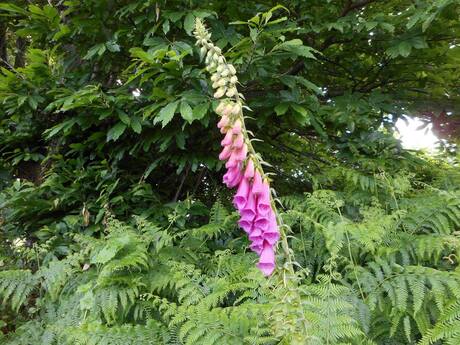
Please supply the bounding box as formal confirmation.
[0,1,459,344]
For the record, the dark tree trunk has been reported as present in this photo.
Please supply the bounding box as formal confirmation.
[0,22,8,68]
[14,37,27,68]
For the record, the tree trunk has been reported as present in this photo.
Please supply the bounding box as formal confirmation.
[0,22,8,68]
[14,37,27,68]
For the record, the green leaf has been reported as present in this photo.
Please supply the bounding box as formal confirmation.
[274,39,317,59]
[274,103,289,116]
[162,20,170,34]
[131,116,142,134]
[0,3,28,15]
[84,43,106,60]
[398,41,412,57]
[290,104,310,124]
[184,13,195,35]
[28,96,38,110]
[92,244,120,264]
[44,119,77,139]
[176,132,185,149]
[117,110,131,125]
[107,122,127,141]
[249,27,258,42]
[106,40,121,52]
[192,103,209,120]
[154,101,179,128]
[180,101,194,123]
[79,290,95,311]
[53,24,70,41]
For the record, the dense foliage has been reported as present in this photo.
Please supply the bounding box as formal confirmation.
[0,1,459,344]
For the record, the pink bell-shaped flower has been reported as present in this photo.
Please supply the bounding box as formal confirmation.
[263,212,280,245]
[223,166,242,188]
[232,119,242,134]
[254,216,270,231]
[230,144,247,162]
[240,191,257,221]
[250,233,264,246]
[248,227,262,241]
[249,242,263,255]
[233,177,250,210]
[249,237,264,248]
[226,167,243,188]
[252,171,264,195]
[221,130,233,146]
[244,159,255,179]
[257,242,275,276]
[226,155,239,169]
[232,133,244,149]
[217,115,229,129]
[256,182,271,216]
[219,145,232,161]
[238,217,253,233]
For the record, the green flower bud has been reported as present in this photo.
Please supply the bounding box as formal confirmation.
[200,46,207,57]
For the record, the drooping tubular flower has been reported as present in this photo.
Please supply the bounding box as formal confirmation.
[194,19,280,276]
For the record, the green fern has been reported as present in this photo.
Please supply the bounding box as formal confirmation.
[0,269,38,311]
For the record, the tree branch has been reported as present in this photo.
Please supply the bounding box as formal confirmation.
[173,164,190,202]
[287,0,378,76]
[341,0,378,17]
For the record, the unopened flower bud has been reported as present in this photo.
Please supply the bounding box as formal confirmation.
[217,56,225,64]
[228,64,236,75]
[207,61,217,71]
[220,68,229,77]
[214,87,226,98]
[216,102,226,114]
[212,81,220,89]
[210,74,219,82]
[217,78,227,87]
[216,64,224,73]
[230,76,238,84]
[231,103,241,115]
[222,103,233,116]
[200,46,207,56]
[226,88,237,97]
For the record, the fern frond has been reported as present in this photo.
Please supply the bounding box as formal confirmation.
[0,269,37,311]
